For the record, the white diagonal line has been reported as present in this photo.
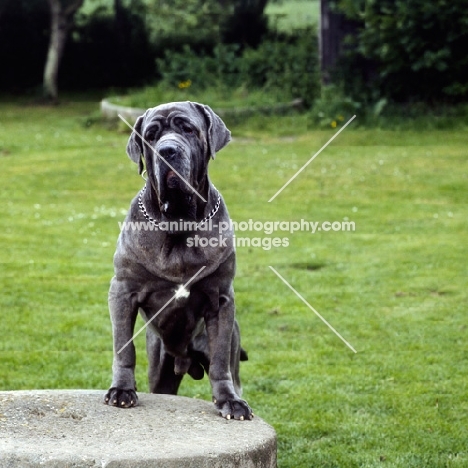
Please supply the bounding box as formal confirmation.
[117,266,207,354]
[268,115,356,202]
[268,266,357,353]
[118,114,207,203]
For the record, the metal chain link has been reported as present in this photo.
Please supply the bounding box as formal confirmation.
[137,184,221,230]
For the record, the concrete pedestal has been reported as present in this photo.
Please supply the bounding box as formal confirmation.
[0,390,276,468]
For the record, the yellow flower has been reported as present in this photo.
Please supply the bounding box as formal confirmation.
[178,80,192,89]
[337,115,344,121]
[331,120,337,128]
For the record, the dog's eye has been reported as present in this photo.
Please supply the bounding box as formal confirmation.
[145,126,159,141]
[182,125,194,135]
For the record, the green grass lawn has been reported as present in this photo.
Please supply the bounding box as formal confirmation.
[0,99,467,467]
[266,0,319,31]
[82,0,319,31]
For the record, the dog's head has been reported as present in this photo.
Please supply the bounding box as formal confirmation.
[126,101,231,220]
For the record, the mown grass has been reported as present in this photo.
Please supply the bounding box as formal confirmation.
[81,0,319,31]
[266,0,319,31]
[1,99,467,467]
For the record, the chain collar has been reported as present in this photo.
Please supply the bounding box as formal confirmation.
[138,184,221,230]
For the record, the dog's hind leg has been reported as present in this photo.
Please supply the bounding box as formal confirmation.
[146,328,183,394]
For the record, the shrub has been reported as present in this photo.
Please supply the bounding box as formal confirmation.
[239,28,320,106]
[156,28,320,107]
[309,84,362,128]
[336,0,468,103]
[156,44,242,91]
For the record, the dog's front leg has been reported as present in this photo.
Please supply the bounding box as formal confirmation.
[206,293,253,420]
[104,277,139,408]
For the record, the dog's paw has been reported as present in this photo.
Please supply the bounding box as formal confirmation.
[214,397,253,421]
[104,387,138,408]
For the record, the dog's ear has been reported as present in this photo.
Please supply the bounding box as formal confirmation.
[126,114,145,174]
[193,103,231,159]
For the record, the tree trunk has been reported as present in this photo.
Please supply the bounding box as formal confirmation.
[43,0,83,102]
[320,0,358,84]
[320,0,340,84]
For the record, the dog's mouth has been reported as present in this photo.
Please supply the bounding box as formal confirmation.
[159,169,196,223]
[166,170,182,190]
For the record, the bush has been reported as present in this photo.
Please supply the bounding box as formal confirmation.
[309,84,362,128]
[240,28,320,106]
[156,28,320,107]
[156,44,242,91]
[309,84,468,130]
[336,0,468,103]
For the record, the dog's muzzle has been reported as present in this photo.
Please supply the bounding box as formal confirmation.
[155,140,195,221]
[166,170,180,189]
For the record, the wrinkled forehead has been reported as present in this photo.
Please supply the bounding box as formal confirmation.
[143,101,205,129]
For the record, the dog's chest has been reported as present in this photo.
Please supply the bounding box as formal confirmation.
[134,235,231,283]
[140,286,206,355]
[141,283,209,344]
[173,284,190,300]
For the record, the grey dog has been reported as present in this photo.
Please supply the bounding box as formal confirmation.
[104,101,253,421]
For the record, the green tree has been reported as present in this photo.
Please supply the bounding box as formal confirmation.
[336,0,468,102]
[146,0,270,48]
[146,0,225,46]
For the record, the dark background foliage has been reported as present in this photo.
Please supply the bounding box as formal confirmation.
[0,0,50,91]
[335,0,468,102]
[1,0,467,106]
[0,0,275,92]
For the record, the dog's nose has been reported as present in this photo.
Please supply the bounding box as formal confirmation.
[157,143,179,159]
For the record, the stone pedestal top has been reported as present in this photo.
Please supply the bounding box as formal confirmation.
[0,390,276,468]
